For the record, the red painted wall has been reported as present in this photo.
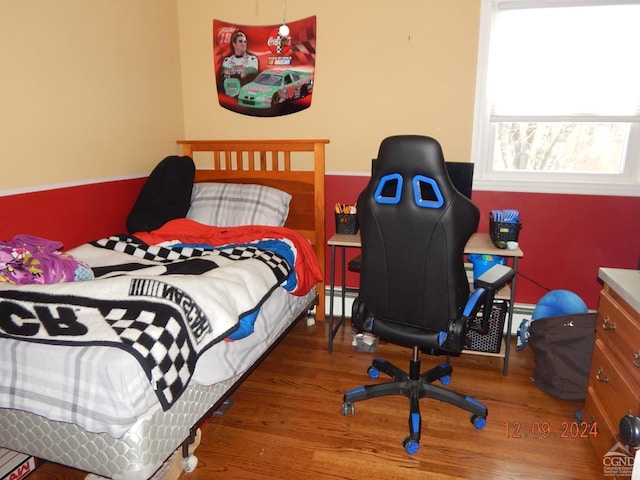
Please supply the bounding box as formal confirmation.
[325,174,639,309]
[0,179,145,250]
[1,175,637,310]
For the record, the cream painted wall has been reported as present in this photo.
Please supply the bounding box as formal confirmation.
[0,0,185,192]
[0,1,479,191]
[177,0,480,172]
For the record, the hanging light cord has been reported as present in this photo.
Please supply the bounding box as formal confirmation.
[278,0,289,37]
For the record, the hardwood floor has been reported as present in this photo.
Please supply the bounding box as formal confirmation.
[29,317,604,479]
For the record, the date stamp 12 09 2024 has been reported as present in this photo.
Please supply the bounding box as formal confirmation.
[506,420,637,477]
[504,421,598,439]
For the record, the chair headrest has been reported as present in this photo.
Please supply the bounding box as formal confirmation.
[372,135,460,209]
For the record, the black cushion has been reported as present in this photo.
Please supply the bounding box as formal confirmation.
[126,155,195,233]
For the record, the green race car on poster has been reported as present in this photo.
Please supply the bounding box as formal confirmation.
[237,68,313,109]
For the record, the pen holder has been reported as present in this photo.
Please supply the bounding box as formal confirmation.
[335,213,358,234]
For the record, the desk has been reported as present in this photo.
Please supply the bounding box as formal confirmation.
[327,232,524,375]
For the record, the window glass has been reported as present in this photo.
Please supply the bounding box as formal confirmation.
[472,0,640,196]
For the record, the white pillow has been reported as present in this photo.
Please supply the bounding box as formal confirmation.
[187,182,292,227]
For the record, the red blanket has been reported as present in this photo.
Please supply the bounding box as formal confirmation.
[134,219,323,295]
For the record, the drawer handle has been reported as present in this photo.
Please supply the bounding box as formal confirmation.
[596,367,609,383]
[602,316,616,331]
[634,352,640,368]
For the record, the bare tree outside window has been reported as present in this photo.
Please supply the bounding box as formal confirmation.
[493,123,628,174]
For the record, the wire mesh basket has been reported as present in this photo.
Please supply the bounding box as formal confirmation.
[335,213,358,234]
[465,300,508,353]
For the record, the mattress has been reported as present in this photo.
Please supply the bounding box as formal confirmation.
[0,227,318,438]
[0,287,315,479]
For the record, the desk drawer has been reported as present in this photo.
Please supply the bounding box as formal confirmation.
[596,289,640,380]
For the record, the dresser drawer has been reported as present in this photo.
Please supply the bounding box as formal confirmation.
[596,289,640,380]
[584,386,618,463]
[589,338,640,428]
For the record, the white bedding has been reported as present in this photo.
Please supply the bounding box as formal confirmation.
[0,286,314,438]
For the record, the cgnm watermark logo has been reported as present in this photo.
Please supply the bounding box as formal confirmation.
[603,442,635,477]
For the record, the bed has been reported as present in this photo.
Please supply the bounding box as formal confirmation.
[0,139,329,479]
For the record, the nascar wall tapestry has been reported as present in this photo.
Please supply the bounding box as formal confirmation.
[213,16,316,117]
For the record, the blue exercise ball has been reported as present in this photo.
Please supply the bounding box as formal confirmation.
[531,289,588,321]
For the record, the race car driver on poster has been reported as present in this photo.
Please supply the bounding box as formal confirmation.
[214,16,316,117]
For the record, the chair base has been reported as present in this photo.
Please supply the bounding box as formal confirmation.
[342,348,487,454]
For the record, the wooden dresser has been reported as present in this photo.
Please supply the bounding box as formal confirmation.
[583,268,640,468]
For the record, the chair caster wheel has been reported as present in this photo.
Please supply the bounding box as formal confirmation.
[402,436,420,455]
[343,402,355,416]
[471,414,487,429]
[440,374,451,385]
[367,366,379,379]
[181,455,198,472]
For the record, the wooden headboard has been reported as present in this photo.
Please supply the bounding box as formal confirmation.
[177,139,329,320]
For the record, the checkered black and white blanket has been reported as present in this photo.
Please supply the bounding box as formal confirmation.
[0,234,294,409]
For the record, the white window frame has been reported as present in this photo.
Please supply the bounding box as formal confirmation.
[471,0,640,197]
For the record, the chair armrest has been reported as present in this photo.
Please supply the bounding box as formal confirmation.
[475,263,515,290]
[463,264,515,334]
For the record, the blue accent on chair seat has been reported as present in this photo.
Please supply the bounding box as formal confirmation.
[438,331,447,345]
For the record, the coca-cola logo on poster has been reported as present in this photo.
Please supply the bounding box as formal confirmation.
[267,28,291,55]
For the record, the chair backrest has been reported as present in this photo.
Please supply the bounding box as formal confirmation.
[357,135,480,336]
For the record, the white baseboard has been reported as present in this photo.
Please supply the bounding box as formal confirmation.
[325,288,534,335]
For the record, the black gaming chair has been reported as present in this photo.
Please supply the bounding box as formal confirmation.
[342,135,514,454]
